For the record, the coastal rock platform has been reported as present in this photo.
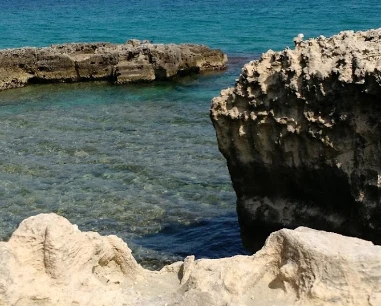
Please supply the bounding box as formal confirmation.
[1,213,381,306]
[0,40,227,90]
[211,28,381,249]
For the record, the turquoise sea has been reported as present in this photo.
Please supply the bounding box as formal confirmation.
[1,0,381,269]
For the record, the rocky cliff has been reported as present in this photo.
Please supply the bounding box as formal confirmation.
[0,40,227,90]
[1,213,381,306]
[211,28,381,250]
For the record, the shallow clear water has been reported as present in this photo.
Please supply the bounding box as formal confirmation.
[0,63,251,269]
[1,0,381,269]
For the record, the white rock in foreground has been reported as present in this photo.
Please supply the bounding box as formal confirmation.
[0,213,380,306]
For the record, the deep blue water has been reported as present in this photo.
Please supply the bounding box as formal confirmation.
[0,0,380,269]
[2,0,381,54]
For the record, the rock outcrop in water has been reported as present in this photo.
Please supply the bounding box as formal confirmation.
[0,40,227,90]
[211,28,381,250]
[1,213,381,306]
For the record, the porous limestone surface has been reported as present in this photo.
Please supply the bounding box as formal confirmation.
[1,213,381,306]
[210,28,381,249]
[0,40,227,90]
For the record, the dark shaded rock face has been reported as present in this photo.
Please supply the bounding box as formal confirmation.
[210,29,381,251]
[0,40,227,90]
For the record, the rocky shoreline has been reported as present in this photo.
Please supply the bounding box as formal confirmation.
[2,29,381,305]
[1,213,380,306]
[0,40,227,91]
[211,28,381,250]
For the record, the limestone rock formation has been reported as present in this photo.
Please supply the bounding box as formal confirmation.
[0,41,227,90]
[1,213,381,305]
[211,28,381,249]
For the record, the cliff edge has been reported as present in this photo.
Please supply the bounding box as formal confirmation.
[0,40,227,90]
[211,28,381,249]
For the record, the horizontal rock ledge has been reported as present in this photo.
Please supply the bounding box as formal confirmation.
[0,40,227,91]
[1,213,381,306]
[210,28,381,251]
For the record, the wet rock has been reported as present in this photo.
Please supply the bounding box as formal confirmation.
[0,41,227,90]
[210,28,381,250]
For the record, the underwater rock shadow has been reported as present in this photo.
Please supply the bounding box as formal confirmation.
[133,212,250,269]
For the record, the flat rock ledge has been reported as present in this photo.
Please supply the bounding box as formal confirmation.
[211,28,381,249]
[0,40,227,90]
[1,213,381,306]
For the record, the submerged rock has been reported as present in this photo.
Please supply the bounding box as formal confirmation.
[210,28,381,249]
[1,213,381,305]
[0,41,227,90]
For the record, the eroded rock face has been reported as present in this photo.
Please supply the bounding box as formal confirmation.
[1,213,381,306]
[211,28,381,249]
[0,41,227,90]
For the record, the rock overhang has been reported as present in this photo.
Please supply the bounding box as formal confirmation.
[210,28,381,250]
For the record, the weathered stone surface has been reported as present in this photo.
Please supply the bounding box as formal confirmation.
[210,28,381,249]
[1,213,381,305]
[0,41,227,90]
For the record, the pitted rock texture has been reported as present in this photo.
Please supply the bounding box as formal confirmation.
[1,213,381,306]
[211,28,381,250]
[0,40,227,90]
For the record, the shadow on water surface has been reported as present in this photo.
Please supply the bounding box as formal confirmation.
[133,212,249,270]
